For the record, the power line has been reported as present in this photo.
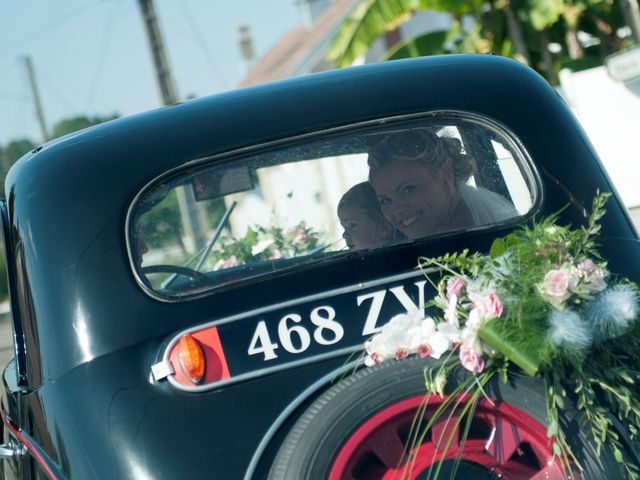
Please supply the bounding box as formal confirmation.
[0,2,103,55]
[84,7,124,112]
[38,72,78,114]
[177,0,228,89]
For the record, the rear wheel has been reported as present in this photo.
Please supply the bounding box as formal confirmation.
[269,356,620,479]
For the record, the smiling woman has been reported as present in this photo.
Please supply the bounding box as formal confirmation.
[368,129,520,239]
[129,113,536,300]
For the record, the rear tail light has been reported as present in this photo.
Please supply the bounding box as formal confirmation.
[178,334,205,384]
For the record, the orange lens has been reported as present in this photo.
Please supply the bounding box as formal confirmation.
[178,334,205,384]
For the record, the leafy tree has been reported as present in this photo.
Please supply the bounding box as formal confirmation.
[327,0,627,83]
[2,138,36,167]
[51,113,119,139]
[0,138,36,192]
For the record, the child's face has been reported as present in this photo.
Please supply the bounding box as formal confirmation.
[339,204,392,250]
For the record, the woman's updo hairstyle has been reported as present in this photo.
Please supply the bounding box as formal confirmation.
[368,129,473,183]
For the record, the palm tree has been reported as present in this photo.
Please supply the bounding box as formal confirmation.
[327,0,626,83]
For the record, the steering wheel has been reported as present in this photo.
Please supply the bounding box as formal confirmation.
[142,264,209,281]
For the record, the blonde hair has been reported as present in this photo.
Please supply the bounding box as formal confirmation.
[368,129,473,183]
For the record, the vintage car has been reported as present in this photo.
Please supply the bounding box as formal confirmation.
[1,54,639,479]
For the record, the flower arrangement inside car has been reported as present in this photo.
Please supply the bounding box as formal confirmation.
[363,193,640,479]
[209,221,322,270]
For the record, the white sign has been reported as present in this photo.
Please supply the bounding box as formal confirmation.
[606,46,640,82]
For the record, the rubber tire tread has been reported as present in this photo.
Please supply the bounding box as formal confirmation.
[268,356,621,479]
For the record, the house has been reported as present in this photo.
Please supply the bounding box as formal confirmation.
[238,0,452,87]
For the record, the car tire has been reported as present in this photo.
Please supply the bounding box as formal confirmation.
[269,356,621,479]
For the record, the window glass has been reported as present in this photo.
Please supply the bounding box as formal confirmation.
[130,114,537,298]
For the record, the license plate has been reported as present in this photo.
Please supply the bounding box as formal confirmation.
[155,270,433,392]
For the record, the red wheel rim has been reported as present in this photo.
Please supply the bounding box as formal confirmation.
[329,394,569,480]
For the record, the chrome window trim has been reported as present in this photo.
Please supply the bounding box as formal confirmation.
[126,110,542,302]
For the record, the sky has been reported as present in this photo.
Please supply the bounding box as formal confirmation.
[0,0,301,145]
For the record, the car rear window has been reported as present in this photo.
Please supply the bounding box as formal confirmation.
[128,113,538,300]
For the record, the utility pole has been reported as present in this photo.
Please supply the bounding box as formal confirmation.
[23,56,49,142]
[137,0,178,105]
[137,0,206,252]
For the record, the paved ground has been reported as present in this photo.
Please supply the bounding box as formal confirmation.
[0,313,12,400]
[0,314,12,370]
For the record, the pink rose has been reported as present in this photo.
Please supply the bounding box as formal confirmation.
[446,277,466,299]
[459,343,485,373]
[576,258,607,293]
[482,291,503,319]
[577,259,596,275]
[470,290,503,321]
[539,269,571,308]
[222,255,239,268]
[583,268,607,293]
[290,226,311,245]
[573,259,607,292]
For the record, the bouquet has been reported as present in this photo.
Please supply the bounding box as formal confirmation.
[363,193,640,478]
[210,221,321,270]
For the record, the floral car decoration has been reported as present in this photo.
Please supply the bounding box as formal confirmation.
[364,193,640,479]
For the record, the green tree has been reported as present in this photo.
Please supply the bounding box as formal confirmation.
[328,0,627,83]
[0,138,36,301]
[0,138,36,189]
[51,113,119,139]
[2,138,36,166]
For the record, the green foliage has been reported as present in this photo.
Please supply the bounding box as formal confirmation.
[51,113,119,139]
[529,0,566,30]
[393,192,640,478]
[558,54,604,71]
[327,0,420,67]
[328,0,627,83]
[0,139,37,302]
[208,221,322,270]
[0,138,37,199]
[419,0,484,15]
[3,138,36,166]
[138,189,185,252]
[384,30,450,59]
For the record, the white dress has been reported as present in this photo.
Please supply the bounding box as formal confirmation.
[457,183,519,226]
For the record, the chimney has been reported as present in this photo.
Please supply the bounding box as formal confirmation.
[237,25,255,65]
[298,0,331,29]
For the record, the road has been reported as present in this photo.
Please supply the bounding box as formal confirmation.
[0,313,11,364]
[0,313,13,397]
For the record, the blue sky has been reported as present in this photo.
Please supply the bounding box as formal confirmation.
[0,0,301,145]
